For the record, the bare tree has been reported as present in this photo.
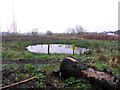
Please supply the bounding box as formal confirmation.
[75,25,84,34]
[66,25,85,35]
[46,30,53,35]
[31,28,38,36]
[67,28,76,35]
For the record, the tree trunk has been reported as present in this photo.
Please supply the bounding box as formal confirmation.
[60,56,120,90]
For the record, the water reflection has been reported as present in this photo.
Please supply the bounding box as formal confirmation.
[27,44,88,54]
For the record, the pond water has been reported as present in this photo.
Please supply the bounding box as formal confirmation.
[26,44,88,54]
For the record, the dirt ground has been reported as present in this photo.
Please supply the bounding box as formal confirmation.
[2,59,63,89]
[2,59,60,65]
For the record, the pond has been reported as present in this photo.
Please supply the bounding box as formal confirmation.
[26,44,88,54]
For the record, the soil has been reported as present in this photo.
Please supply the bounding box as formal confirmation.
[2,59,61,65]
[2,59,63,89]
[2,69,58,89]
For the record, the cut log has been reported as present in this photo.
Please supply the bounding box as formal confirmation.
[60,56,87,78]
[60,56,120,90]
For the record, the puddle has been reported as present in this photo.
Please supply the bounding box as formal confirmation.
[26,44,88,54]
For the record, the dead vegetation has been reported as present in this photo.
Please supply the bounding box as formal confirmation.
[108,56,120,68]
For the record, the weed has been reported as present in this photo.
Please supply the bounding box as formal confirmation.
[35,73,46,88]
[24,64,35,73]
[65,77,92,89]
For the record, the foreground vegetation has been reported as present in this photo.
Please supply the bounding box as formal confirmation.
[2,34,120,89]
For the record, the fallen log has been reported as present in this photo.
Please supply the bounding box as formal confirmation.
[59,56,120,90]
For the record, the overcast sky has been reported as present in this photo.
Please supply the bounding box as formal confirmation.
[0,0,119,33]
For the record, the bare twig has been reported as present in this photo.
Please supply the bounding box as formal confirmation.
[88,60,94,67]
[1,77,35,89]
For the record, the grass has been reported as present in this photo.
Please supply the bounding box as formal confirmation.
[2,37,120,89]
[2,38,118,60]
[38,63,60,73]
[65,77,92,89]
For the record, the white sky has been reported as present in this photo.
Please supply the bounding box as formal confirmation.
[0,0,119,33]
